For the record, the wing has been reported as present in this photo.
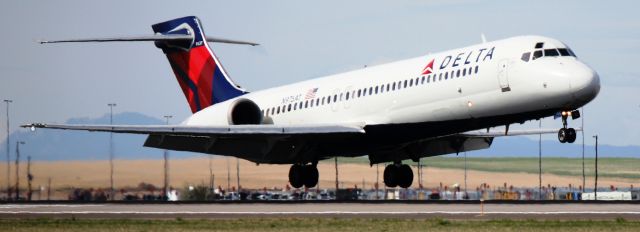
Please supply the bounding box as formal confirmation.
[22,123,364,135]
[459,128,581,137]
[21,122,365,164]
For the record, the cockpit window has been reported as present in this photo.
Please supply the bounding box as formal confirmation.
[532,50,543,60]
[544,49,559,57]
[557,48,570,56]
[535,42,544,49]
[521,52,531,62]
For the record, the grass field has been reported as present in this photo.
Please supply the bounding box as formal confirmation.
[2,218,639,232]
[334,157,640,180]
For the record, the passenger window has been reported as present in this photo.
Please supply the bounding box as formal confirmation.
[409,79,413,87]
[299,102,303,109]
[288,104,292,112]
[392,82,396,90]
[444,72,448,80]
[403,80,408,88]
[293,103,297,110]
[386,84,390,92]
[544,49,559,57]
[415,77,420,85]
[346,92,350,100]
[468,67,473,75]
[521,52,531,62]
[421,76,425,84]
[333,94,337,102]
[375,86,379,94]
[533,50,543,60]
[427,75,431,83]
[316,98,319,106]
[456,69,461,78]
[462,68,466,76]
[475,66,479,73]
[368,87,373,95]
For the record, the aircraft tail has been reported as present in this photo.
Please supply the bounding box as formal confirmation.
[152,16,247,113]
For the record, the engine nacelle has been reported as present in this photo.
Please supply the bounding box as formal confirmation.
[227,98,263,125]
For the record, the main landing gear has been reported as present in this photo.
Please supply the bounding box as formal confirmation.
[558,110,579,143]
[288,163,319,188]
[384,162,413,188]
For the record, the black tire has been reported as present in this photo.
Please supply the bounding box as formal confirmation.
[288,164,304,188]
[398,164,414,188]
[567,128,577,143]
[558,128,567,143]
[303,165,319,188]
[384,164,398,188]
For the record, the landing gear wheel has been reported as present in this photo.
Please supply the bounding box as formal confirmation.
[303,165,319,188]
[558,128,568,143]
[288,164,304,188]
[566,128,577,143]
[383,164,398,188]
[398,164,414,188]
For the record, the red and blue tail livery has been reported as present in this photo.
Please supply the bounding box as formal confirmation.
[152,16,247,113]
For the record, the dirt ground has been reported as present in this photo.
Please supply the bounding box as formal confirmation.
[1,157,636,194]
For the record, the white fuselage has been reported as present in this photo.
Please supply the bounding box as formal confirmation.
[185,36,600,132]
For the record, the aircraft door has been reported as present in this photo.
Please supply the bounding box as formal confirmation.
[498,59,511,92]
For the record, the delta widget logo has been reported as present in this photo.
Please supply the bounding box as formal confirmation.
[421,59,434,75]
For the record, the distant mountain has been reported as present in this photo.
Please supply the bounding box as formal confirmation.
[461,136,639,158]
[1,112,638,160]
[0,112,205,161]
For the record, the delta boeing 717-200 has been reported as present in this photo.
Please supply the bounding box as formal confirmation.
[25,16,600,189]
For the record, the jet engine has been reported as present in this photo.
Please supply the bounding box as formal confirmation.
[228,98,263,125]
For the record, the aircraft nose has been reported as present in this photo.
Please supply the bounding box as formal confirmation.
[570,63,600,105]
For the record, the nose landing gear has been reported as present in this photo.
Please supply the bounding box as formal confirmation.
[558,110,579,143]
[383,162,413,188]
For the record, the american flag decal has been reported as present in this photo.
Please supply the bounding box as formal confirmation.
[305,88,318,99]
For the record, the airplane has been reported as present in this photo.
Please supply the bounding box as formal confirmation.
[24,16,600,189]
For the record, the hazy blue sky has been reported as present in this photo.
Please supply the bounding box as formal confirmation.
[1,0,639,146]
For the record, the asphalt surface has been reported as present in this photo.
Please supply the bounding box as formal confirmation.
[1,202,639,220]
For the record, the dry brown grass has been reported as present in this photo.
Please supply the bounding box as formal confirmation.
[1,157,636,196]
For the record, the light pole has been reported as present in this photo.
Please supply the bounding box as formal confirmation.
[236,158,240,192]
[334,157,339,193]
[163,115,172,199]
[107,103,116,200]
[4,99,12,199]
[538,120,542,200]
[581,108,585,193]
[27,155,33,201]
[464,151,467,194]
[593,135,598,200]
[15,141,25,201]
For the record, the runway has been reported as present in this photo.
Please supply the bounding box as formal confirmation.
[2,202,640,220]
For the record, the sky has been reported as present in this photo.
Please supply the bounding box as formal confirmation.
[1,0,639,147]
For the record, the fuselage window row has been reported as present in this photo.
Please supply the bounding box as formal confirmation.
[263,65,480,118]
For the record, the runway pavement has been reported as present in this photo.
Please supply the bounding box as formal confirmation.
[1,202,639,220]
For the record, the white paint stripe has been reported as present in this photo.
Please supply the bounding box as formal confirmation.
[0,204,104,209]
[1,211,640,215]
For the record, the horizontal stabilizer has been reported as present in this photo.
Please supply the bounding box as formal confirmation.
[39,35,259,46]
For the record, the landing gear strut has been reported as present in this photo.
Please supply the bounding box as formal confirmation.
[383,162,413,188]
[288,163,319,188]
[558,110,578,143]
